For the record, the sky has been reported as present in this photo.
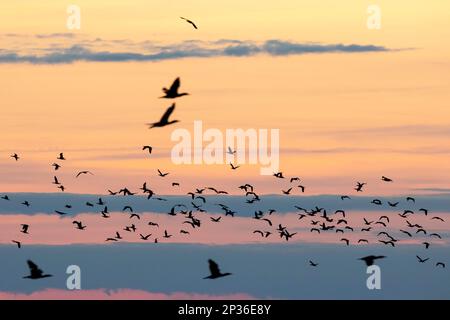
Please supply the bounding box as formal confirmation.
[1,1,450,300]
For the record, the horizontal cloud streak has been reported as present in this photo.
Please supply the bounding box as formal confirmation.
[0,40,390,64]
[0,288,255,300]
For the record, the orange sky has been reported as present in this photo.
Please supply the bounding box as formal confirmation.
[1,1,450,195]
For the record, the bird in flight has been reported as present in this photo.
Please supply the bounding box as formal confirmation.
[23,260,53,279]
[12,240,21,248]
[416,256,429,263]
[143,146,153,154]
[229,163,240,170]
[76,171,93,178]
[381,176,393,182]
[309,260,319,267]
[160,78,189,99]
[20,224,29,234]
[157,169,169,177]
[436,262,446,268]
[147,104,179,128]
[73,221,86,230]
[203,259,232,279]
[57,153,66,160]
[355,182,366,192]
[180,17,198,29]
[226,147,236,155]
[359,255,385,266]
[52,163,61,171]
[11,153,19,161]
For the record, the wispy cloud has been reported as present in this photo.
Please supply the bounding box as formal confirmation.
[0,288,256,300]
[0,38,390,64]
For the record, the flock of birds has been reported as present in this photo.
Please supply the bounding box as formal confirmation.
[3,16,448,283]
[5,144,449,280]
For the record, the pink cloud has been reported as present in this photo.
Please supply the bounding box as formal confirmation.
[0,288,256,300]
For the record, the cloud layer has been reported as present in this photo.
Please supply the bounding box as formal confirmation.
[0,38,389,64]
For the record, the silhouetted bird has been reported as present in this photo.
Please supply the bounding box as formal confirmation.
[142,145,152,154]
[381,176,393,182]
[11,153,19,161]
[76,171,93,178]
[230,163,240,170]
[147,104,179,128]
[12,240,21,248]
[23,260,52,279]
[309,260,319,267]
[359,255,385,266]
[57,153,66,160]
[20,224,29,234]
[203,259,232,279]
[180,17,198,29]
[160,78,189,99]
[52,163,60,170]
[436,262,446,268]
[416,255,429,263]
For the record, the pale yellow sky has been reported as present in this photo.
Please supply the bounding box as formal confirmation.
[0,1,449,194]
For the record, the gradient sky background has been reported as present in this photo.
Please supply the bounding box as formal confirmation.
[1,1,450,300]
[1,0,450,195]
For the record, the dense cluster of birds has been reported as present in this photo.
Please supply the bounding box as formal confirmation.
[3,17,448,281]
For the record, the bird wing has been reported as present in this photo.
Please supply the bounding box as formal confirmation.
[168,78,180,94]
[208,259,221,277]
[160,104,176,123]
[27,260,43,277]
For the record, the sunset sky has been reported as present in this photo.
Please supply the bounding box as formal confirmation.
[0,0,449,195]
[1,1,450,301]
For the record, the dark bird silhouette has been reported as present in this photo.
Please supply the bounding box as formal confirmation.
[290,177,300,183]
[309,260,319,267]
[57,185,65,192]
[341,195,351,200]
[76,171,93,178]
[341,238,350,246]
[371,199,382,205]
[52,176,60,185]
[163,230,172,238]
[148,222,159,227]
[140,234,151,240]
[123,206,133,212]
[1,195,10,200]
[388,201,399,207]
[358,239,369,244]
[20,224,29,234]
[229,162,240,170]
[55,210,67,215]
[355,182,366,192]
[157,169,169,177]
[142,145,152,154]
[210,216,222,223]
[180,17,198,29]
[423,242,430,249]
[273,172,285,179]
[23,260,52,279]
[52,163,61,170]
[297,185,305,193]
[436,262,446,268]
[147,103,179,128]
[430,233,442,239]
[400,230,412,237]
[381,176,393,182]
[406,197,415,203]
[282,188,292,195]
[172,182,180,187]
[359,255,385,266]
[11,153,19,161]
[160,78,189,99]
[57,153,66,160]
[416,255,429,263]
[72,221,86,230]
[21,201,30,207]
[12,240,21,248]
[419,208,429,216]
[203,259,232,279]
[431,216,445,222]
